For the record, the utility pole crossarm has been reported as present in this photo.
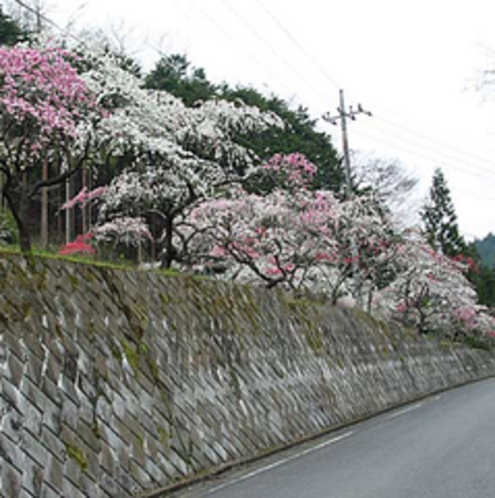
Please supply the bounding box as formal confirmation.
[321,89,372,199]
[322,90,372,126]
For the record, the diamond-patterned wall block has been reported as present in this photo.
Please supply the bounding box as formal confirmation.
[1,254,494,497]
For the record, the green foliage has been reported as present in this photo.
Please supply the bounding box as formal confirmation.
[0,7,27,46]
[463,241,495,308]
[474,264,495,307]
[421,168,466,257]
[0,207,18,245]
[475,233,495,269]
[145,54,217,106]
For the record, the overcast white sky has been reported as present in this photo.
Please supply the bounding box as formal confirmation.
[18,0,495,238]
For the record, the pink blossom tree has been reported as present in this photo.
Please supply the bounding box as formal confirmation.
[182,154,399,301]
[0,45,100,252]
[373,229,495,339]
[182,186,338,291]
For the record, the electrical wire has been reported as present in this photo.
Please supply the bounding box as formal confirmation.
[361,98,495,158]
[254,0,341,91]
[218,0,331,105]
[183,0,297,97]
[374,115,495,176]
[358,121,495,181]
[352,128,495,201]
[12,0,495,198]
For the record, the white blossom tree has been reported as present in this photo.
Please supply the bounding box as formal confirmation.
[74,42,284,266]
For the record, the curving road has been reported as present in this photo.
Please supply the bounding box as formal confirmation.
[173,378,495,498]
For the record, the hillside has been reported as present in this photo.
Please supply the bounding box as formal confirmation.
[475,233,495,269]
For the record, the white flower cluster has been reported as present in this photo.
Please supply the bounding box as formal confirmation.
[92,217,152,247]
[70,42,284,250]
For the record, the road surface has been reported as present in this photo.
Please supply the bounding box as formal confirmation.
[173,377,495,498]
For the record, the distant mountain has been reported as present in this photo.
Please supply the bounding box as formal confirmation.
[475,233,495,269]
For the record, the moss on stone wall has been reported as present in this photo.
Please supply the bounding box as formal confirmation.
[0,254,494,498]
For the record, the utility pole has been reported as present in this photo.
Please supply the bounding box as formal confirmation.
[323,89,372,306]
[323,89,372,197]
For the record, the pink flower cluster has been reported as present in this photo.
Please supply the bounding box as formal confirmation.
[0,46,97,154]
[61,186,107,210]
[262,153,318,188]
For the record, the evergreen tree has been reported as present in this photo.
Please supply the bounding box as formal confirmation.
[145,54,217,106]
[475,232,495,269]
[421,168,466,257]
[0,7,26,45]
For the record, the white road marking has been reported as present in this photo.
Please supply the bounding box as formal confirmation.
[385,402,423,421]
[206,431,354,494]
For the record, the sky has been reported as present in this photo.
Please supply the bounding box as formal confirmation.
[11,0,495,239]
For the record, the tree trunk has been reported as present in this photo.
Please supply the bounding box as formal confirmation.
[18,175,31,253]
[18,223,31,253]
[160,216,174,269]
[4,184,31,253]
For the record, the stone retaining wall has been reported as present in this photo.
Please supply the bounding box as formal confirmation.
[0,254,494,497]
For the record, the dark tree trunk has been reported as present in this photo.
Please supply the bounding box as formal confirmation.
[160,215,174,269]
[4,185,32,253]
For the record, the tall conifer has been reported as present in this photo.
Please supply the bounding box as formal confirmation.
[421,168,466,256]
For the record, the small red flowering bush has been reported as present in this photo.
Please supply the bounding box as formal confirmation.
[59,234,95,256]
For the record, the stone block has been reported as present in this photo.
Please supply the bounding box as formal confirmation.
[40,376,62,408]
[22,332,44,360]
[24,353,43,387]
[2,330,25,362]
[18,394,45,440]
[43,454,64,492]
[22,376,53,418]
[40,426,65,462]
[63,458,83,488]
[76,420,101,455]
[20,453,44,497]
[1,460,22,498]
[21,430,49,468]
[6,353,24,388]
[0,433,23,471]
[61,477,86,498]
[1,408,23,444]
[98,445,117,476]
[38,483,60,498]
[128,459,153,489]
[58,378,80,408]
[97,471,120,497]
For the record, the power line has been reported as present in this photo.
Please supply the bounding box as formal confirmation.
[363,99,495,158]
[254,0,341,90]
[9,0,57,31]
[359,120,495,181]
[183,0,297,97]
[374,115,495,176]
[218,0,331,105]
[352,128,495,200]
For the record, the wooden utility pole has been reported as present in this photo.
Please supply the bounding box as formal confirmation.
[323,89,372,305]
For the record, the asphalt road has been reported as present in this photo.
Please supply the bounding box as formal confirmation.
[173,377,495,498]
